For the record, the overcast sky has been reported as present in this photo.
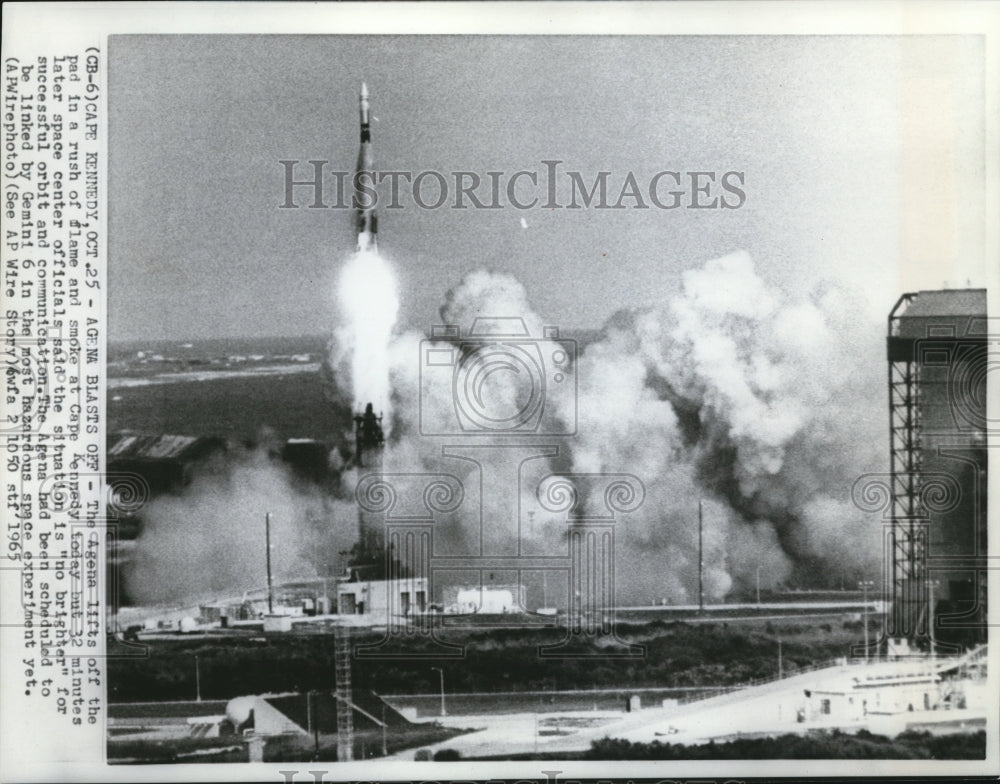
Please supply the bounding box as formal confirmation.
[109,35,986,341]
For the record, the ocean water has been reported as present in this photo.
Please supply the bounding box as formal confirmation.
[108,336,351,444]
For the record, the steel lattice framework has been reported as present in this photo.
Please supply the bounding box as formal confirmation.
[887,294,928,644]
[334,624,354,762]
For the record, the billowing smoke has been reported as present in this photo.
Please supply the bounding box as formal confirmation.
[559,252,886,600]
[125,443,359,605]
[377,251,885,603]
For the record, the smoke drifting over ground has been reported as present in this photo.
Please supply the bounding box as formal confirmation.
[129,248,886,606]
[125,443,358,605]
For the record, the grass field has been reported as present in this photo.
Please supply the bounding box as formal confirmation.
[109,617,869,704]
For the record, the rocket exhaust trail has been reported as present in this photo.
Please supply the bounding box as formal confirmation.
[354,82,377,253]
[335,81,397,432]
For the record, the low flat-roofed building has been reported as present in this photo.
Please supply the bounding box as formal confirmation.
[337,576,428,617]
[443,583,527,614]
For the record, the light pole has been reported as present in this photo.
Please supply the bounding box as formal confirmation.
[265,512,274,615]
[430,667,446,716]
[306,689,312,738]
[195,655,201,702]
[322,564,330,616]
[928,579,939,661]
[858,580,875,663]
[313,691,320,760]
[697,499,704,614]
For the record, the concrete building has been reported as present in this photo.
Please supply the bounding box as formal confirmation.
[389,646,988,761]
[337,576,429,617]
[584,645,989,748]
[887,289,989,648]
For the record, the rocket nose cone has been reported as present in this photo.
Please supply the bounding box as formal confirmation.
[361,82,369,99]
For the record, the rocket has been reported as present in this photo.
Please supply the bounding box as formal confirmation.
[354,82,378,253]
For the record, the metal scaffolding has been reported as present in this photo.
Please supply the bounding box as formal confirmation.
[887,293,928,644]
[334,624,354,762]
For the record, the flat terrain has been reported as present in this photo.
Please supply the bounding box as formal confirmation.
[109,617,871,704]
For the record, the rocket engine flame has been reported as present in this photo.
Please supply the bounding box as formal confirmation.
[335,249,399,427]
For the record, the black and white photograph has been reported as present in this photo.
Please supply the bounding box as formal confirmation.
[1,2,997,780]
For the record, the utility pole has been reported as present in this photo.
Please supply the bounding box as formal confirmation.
[265,512,274,615]
[306,690,313,751]
[311,691,319,760]
[195,655,201,702]
[756,565,761,606]
[431,667,446,716]
[698,499,704,614]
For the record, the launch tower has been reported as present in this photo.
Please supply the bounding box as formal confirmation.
[886,289,988,651]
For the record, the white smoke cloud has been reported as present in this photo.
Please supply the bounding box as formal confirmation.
[126,447,359,605]
[371,252,884,603]
[438,270,545,336]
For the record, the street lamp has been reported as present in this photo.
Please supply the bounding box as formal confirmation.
[265,512,274,615]
[858,580,875,663]
[928,578,939,661]
[697,500,704,613]
[308,690,319,760]
[430,667,446,717]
